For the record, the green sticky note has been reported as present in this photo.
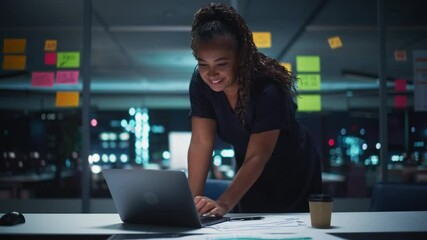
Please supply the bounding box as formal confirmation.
[298,94,321,112]
[57,52,80,68]
[297,74,321,90]
[296,56,320,72]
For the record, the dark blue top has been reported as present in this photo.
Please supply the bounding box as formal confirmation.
[189,71,321,213]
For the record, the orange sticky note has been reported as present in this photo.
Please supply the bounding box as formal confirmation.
[3,39,26,53]
[394,50,407,61]
[55,91,80,107]
[2,55,26,70]
[44,40,57,51]
[32,71,54,87]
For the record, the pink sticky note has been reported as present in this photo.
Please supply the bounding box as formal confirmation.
[44,52,57,65]
[31,71,54,87]
[394,95,407,109]
[56,70,79,84]
[395,79,406,92]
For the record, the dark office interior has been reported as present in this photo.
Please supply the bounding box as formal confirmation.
[1,0,427,213]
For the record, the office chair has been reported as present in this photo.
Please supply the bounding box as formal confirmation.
[369,182,427,211]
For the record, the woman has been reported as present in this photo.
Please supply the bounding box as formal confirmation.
[187,3,321,216]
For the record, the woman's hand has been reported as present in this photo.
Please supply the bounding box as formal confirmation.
[194,196,228,217]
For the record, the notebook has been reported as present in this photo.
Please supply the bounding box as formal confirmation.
[103,168,230,228]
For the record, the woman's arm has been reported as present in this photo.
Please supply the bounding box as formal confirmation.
[187,116,217,197]
[196,129,280,216]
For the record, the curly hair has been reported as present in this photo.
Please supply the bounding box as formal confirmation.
[191,3,297,126]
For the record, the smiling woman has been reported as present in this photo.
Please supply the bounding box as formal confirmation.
[186,3,322,217]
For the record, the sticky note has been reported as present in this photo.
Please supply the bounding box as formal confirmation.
[296,56,320,72]
[394,95,407,109]
[253,32,271,48]
[395,79,406,92]
[56,70,79,84]
[394,50,407,61]
[44,40,57,51]
[297,94,321,112]
[55,91,79,107]
[45,52,57,65]
[280,62,292,72]
[3,39,26,53]
[57,52,80,68]
[2,55,26,70]
[297,74,321,90]
[328,36,343,49]
[31,71,54,87]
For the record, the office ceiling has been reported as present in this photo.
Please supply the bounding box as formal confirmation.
[0,0,426,110]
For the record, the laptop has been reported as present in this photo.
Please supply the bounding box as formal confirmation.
[103,168,230,228]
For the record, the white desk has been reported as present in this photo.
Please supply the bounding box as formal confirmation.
[0,211,426,239]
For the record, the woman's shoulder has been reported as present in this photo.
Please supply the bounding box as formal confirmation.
[251,73,283,96]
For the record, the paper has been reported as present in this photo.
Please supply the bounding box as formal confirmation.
[297,95,321,112]
[297,74,321,90]
[31,71,54,87]
[117,234,312,240]
[55,91,80,107]
[211,216,306,232]
[296,56,320,72]
[2,55,26,70]
[57,52,80,68]
[253,32,272,48]
[3,38,26,53]
[44,39,57,51]
[56,70,79,84]
[281,62,292,72]
[44,52,57,65]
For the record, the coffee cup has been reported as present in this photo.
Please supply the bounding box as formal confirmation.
[308,194,333,228]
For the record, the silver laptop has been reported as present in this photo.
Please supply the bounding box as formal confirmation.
[103,168,230,228]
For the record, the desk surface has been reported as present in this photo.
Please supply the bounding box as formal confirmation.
[0,211,426,239]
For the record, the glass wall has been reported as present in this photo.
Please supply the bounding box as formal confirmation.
[0,0,426,202]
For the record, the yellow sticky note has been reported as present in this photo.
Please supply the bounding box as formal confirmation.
[3,39,26,53]
[296,56,320,72]
[328,36,343,49]
[3,55,26,70]
[57,52,80,68]
[44,40,57,51]
[253,32,271,48]
[297,74,321,90]
[55,91,80,107]
[297,94,321,112]
[280,62,292,72]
